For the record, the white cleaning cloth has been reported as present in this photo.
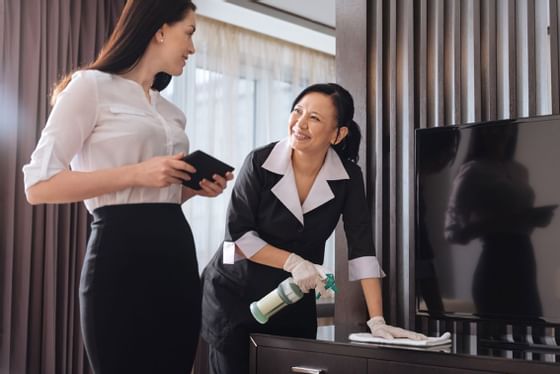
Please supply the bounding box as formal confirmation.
[349,331,452,347]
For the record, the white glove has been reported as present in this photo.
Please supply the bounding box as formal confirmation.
[312,264,335,299]
[367,316,427,340]
[283,253,323,293]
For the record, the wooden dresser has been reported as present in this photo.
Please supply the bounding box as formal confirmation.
[249,326,560,374]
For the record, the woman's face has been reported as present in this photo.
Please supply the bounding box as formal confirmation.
[159,10,196,76]
[289,92,342,156]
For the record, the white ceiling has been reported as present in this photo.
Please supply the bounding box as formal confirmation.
[256,0,336,28]
[197,0,336,54]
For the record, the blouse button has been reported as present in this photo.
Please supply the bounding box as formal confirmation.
[297,226,304,233]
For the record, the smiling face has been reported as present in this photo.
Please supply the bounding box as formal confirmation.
[157,10,196,76]
[289,92,348,156]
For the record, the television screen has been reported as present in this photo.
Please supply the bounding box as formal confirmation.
[415,116,560,324]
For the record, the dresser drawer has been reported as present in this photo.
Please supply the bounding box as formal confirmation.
[256,346,367,374]
[367,359,497,374]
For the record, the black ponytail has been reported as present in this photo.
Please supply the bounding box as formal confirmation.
[291,82,361,163]
[332,119,361,163]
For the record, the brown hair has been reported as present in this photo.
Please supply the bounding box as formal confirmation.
[51,0,197,105]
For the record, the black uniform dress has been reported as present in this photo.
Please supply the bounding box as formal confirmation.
[201,140,380,373]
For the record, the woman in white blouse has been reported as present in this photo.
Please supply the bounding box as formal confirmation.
[22,1,231,373]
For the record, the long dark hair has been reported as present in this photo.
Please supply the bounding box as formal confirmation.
[291,83,361,163]
[52,0,197,104]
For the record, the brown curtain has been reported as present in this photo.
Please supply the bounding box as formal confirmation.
[0,1,125,373]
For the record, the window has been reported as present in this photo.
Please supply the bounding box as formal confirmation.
[162,16,335,272]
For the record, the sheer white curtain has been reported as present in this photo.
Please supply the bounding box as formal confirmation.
[163,16,335,271]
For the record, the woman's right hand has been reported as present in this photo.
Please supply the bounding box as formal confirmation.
[132,152,196,188]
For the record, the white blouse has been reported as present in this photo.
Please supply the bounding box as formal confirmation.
[22,70,190,213]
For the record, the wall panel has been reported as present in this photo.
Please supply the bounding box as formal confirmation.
[336,0,560,328]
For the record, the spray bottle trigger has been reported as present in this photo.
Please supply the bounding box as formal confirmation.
[316,273,337,300]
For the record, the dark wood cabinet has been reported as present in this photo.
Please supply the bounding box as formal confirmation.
[366,360,494,374]
[256,347,366,374]
[249,333,560,374]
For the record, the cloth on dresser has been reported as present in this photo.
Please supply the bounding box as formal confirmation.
[349,331,452,347]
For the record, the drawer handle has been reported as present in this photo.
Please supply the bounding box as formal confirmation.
[291,366,327,374]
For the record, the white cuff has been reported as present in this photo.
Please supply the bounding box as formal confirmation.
[235,230,268,258]
[348,256,386,281]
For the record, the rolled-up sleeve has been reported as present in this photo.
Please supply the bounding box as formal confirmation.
[343,164,386,281]
[235,230,268,258]
[22,71,98,193]
[225,152,269,259]
[348,256,385,281]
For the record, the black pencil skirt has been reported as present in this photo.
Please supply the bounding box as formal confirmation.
[79,203,201,374]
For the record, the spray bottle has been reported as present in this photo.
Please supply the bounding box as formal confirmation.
[250,274,337,324]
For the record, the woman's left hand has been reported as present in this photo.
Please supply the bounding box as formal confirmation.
[367,316,427,340]
[183,171,234,199]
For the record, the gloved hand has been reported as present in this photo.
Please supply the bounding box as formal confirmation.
[312,264,335,299]
[367,316,427,340]
[283,253,323,293]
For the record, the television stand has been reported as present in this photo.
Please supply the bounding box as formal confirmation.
[249,324,559,374]
[479,338,560,354]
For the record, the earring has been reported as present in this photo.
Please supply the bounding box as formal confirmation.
[159,38,164,43]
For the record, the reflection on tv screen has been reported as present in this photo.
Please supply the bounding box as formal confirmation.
[415,116,560,324]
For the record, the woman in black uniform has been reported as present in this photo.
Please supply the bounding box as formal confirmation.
[201,83,426,373]
[22,1,232,373]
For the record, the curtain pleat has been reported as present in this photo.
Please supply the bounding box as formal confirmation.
[0,1,125,373]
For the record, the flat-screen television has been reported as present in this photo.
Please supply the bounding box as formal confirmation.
[415,115,560,324]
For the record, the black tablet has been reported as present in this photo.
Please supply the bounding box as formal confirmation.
[181,150,234,190]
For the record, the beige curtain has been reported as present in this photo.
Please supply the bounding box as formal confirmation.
[0,1,124,373]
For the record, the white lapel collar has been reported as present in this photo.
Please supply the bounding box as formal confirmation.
[263,138,304,224]
[262,138,292,174]
[262,138,350,224]
[302,147,350,214]
[270,164,305,224]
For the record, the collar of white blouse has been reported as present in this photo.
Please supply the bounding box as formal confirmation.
[262,137,350,225]
[111,73,158,108]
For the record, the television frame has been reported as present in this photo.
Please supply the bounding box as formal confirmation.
[413,115,560,327]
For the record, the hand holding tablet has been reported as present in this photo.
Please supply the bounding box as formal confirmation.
[181,150,235,190]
